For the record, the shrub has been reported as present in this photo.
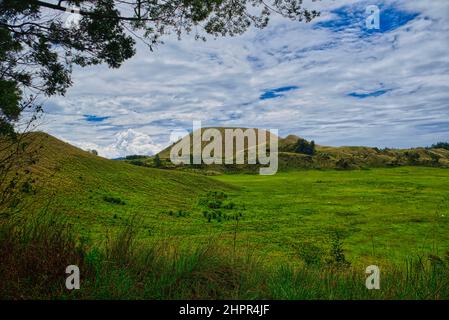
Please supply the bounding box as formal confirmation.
[405,151,420,165]
[197,191,227,209]
[197,191,239,222]
[326,232,351,269]
[336,158,351,170]
[103,196,126,205]
[294,138,316,155]
[129,160,146,167]
[428,152,441,165]
[125,155,149,160]
[153,154,162,168]
[176,210,189,217]
[223,201,235,209]
[20,180,33,194]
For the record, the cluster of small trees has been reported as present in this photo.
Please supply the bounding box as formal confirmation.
[294,138,316,155]
[431,142,449,150]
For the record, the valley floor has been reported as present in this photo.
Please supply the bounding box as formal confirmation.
[29,164,449,267]
[212,167,449,266]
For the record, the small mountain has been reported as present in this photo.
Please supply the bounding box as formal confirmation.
[157,127,279,160]
[153,127,449,171]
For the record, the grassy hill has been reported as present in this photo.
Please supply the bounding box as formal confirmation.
[157,127,277,159]
[1,132,232,239]
[144,128,449,173]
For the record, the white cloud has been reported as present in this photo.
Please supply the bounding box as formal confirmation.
[74,129,162,158]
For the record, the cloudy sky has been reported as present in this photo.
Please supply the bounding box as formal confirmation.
[40,0,449,158]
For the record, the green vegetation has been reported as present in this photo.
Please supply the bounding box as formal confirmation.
[2,132,449,299]
[0,133,232,240]
[197,191,242,222]
[154,129,449,172]
[432,142,449,151]
[294,138,316,155]
[1,213,448,300]
[153,154,162,168]
[213,168,449,265]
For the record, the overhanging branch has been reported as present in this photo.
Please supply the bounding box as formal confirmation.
[33,0,155,22]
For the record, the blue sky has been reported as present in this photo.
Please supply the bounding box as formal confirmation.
[41,0,449,158]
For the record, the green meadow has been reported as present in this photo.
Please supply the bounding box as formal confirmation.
[213,168,449,266]
[11,134,449,266]
[2,133,449,299]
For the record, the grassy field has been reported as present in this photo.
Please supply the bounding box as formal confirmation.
[8,134,449,267]
[2,133,449,299]
[2,213,447,299]
[212,168,449,266]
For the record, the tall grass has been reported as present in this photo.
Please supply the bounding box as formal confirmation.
[0,213,448,300]
[0,213,85,299]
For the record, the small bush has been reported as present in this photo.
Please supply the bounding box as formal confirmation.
[298,242,323,266]
[405,151,420,165]
[129,160,146,167]
[103,196,126,205]
[336,158,351,170]
[153,154,162,168]
[197,191,239,222]
[125,155,149,160]
[176,210,189,217]
[223,201,235,209]
[326,232,351,269]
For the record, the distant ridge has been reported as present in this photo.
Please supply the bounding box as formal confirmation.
[152,127,449,171]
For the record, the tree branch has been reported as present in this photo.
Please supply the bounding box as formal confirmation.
[32,0,156,22]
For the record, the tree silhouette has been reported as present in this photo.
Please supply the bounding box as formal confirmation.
[294,138,315,155]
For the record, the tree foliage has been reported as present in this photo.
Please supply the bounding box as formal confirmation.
[431,142,449,151]
[294,138,315,155]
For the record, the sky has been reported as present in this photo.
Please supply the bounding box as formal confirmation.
[40,0,449,158]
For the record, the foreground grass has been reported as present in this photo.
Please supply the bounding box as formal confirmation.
[1,214,448,300]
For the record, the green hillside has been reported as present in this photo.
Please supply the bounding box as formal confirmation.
[148,128,449,173]
[157,127,277,160]
[2,132,232,239]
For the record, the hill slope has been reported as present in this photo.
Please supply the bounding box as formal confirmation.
[157,127,279,160]
[152,128,449,172]
[3,132,232,238]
